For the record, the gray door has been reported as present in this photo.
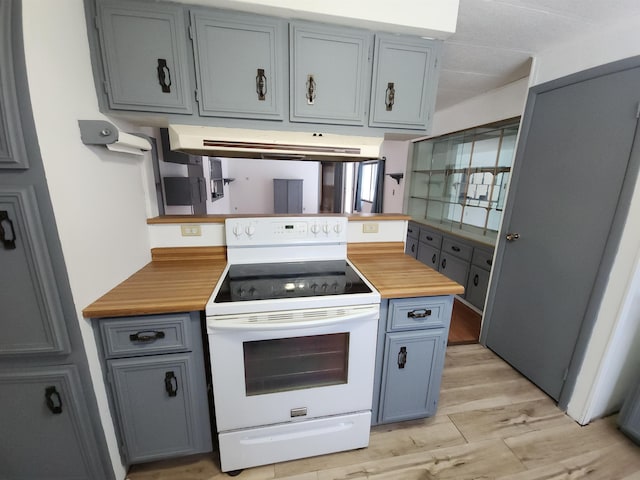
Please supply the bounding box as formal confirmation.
[483,65,640,401]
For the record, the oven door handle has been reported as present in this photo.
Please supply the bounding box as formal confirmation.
[208,308,377,332]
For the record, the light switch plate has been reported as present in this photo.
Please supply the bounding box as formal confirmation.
[362,223,379,233]
[181,225,202,236]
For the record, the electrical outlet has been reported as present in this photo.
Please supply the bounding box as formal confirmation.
[181,225,202,236]
[362,223,379,233]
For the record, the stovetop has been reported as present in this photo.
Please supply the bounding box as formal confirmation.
[213,260,372,303]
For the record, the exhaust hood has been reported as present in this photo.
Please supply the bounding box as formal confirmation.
[168,124,383,161]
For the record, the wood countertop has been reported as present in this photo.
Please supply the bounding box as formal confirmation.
[83,243,463,319]
[146,213,411,224]
[348,242,465,299]
[82,247,227,318]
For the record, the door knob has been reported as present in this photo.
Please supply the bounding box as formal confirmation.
[505,232,520,241]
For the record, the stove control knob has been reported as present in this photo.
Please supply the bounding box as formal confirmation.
[334,223,343,234]
[245,225,256,237]
[310,283,319,292]
[310,223,320,235]
[330,282,339,292]
[232,224,243,237]
[322,223,331,234]
[248,287,256,297]
[321,283,329,292]
[237,288,246,298]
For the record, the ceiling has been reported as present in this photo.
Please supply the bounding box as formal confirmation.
[436,0,640,110]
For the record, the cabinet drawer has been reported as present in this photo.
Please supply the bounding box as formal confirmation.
[388,297,450,331]
[442,237,473,261]
[472,248,494,271]
[406,222,419,240]
[419,228,442,249]
[100,313,192,359]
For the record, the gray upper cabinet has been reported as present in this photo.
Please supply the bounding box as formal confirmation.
[190,9,285,120]
[0,186,70,356]
[0,0,28,169]
[290,22,372,126]
[369,34,441,130]
[96,0,193,114]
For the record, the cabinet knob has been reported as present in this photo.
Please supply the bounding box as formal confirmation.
[506,232,520,241]
[165,371,178,397]
[385,82,395,111]
[0,210,17,249]
[256,68,267,101]
[397,346,407,369]
[306,74,316,105]
[45,386,63,414]
[156,58,172,93]
[129,330,165,343]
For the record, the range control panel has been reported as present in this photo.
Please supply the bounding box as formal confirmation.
[225,217,348,246]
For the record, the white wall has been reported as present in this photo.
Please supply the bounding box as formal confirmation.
[528,14,640,423]
[22,1,154,477]
[172,0,459,38]
[225,158,320,213]
[430,77,530,137]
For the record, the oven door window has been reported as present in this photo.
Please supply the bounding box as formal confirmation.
[243,333,349,396]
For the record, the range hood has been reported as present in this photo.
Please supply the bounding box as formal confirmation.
[168,124,383,161]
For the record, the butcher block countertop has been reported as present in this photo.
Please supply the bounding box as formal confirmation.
[82,247,227,318]
[83,243,463,319]
[348,242,464,299]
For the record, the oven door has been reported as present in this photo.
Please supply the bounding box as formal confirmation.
[207,304,379,432]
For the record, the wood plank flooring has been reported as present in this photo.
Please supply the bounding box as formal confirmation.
[126,344,640,480]
[448,299,482,345]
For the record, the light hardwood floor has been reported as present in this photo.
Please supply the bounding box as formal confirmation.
[126,344,640,480]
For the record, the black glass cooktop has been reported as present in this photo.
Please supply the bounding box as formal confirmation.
[214,260,372,302]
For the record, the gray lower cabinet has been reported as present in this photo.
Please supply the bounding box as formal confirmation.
[289,21,372,125]
[405,221,419,257]
[374,296,452,425]
[190,9,285,120]
[0,366,107,479]
[417,242,439,270]
[96,312,212,464]
[368,34,441,130]
[95,0,193,114]
[409,223,495,310]
[438,252,470,295]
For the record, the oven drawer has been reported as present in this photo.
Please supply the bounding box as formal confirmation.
[387,297,450,331]
[100,313,192,359]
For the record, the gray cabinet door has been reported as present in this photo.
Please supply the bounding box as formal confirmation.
[191,10,285,119]
[0,0,27,169]
[438,252,469,295]
[484,64,640,403]
[97,0,192,113]
[0,186,69,355]
[416,242,440,270]
[379,329,446,423]
[405,236,418,258]
[0,366,107,479]
[274,179,303,214]
[108,353,204,463]
[290,22,371,125]
[369,34,441,130]
[466,265,490,310]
